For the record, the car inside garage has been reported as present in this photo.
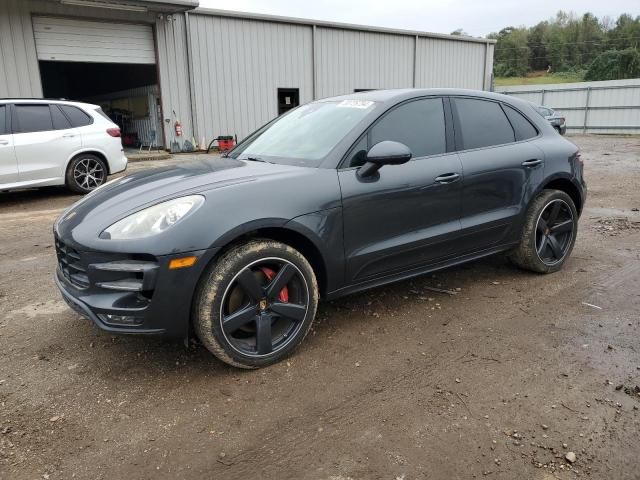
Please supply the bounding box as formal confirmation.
[34,16,164,149]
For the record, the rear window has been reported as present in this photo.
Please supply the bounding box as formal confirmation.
[0,105,6,135]
[453,98,515,150]
[503,104,538,141]
[60,105,93,127]
[14,104,54,133]
[51,105,72,130]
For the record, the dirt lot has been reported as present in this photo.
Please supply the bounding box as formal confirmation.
[1,136,639,480]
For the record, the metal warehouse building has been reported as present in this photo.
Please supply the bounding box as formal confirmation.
[0,0,495,149]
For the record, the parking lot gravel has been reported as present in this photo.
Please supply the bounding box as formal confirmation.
[0,136,639,479]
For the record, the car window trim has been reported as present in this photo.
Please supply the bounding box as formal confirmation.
[450,96,541,153]
[337,95,451,170]
[49,104,73,131]
[0,104,8,135]
[501,103,540,142]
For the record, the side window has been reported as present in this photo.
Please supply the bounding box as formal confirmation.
[14,104,54,133]
[50,105,71,130]
[347,135,369,168]
[0,106,6,135]
[503,104,538,141]
[60,105,92,127]
[453,98,515,150]
[370,98,446,158]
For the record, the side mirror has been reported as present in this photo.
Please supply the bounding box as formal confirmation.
[357,141,412,178]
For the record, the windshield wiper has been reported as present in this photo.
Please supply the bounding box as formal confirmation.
[245,156,271,163]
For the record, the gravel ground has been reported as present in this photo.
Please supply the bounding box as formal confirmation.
[0,136,639,479]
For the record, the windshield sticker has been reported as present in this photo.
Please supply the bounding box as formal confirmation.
[337,100,374,109]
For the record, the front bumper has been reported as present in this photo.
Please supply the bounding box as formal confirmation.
[54,238,219,337]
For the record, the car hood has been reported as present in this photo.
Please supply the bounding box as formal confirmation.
[55,157,312,239]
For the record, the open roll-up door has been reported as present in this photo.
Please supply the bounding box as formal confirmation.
[33,16,156,64]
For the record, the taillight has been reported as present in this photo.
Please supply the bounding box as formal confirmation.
[107,128,121,137]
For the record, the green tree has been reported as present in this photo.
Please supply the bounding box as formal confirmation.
[491,11,640,81]
[584,48,640,80]
[491,27,530,77]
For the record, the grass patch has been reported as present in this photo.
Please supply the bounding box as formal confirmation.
[494,72,584,86]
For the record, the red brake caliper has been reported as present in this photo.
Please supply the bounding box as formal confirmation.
[259,267,289,303]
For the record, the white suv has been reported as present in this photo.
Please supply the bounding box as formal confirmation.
[0,99,127,194]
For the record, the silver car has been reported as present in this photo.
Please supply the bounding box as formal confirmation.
[533,105,566,135]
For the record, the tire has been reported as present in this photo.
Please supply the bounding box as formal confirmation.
[65,154,108,194]
[509,189,578,274]
[194,239,319,368]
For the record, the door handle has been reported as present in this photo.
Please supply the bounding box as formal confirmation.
[434,173,460,184]
[62,133,76,138]
[0,140,8,145]
[522,159,542,167]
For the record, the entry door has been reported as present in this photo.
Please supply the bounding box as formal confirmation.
[11,104,81,184]
[451,97,545,249]
[0,105,19,185]
[339,98,464,283]
[277,89,299,115]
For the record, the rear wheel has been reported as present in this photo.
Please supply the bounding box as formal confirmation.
[66,154,107,194]
[194,239,318,368]
[509,189,578,273]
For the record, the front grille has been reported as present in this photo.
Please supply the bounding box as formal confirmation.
[55,238,89,289]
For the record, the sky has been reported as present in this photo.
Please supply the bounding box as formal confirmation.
[197,0,638,37]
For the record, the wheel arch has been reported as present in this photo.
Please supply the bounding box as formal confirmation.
[208,224,330,298]
[65,149,111,175]
[538,175,583,215]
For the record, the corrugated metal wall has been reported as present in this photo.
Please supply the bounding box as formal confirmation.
[416,37,487,90]
[187,14,313,140]
[498,78,640,134]
[314,27,414,98]
[188,11,493,140]
[155,14,194,145]
[0,0,190,147]
[0,2,494,148]
[0,0,42,97]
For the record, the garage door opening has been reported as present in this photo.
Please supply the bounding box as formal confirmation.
[34,16,164,150]
[40,61,163,149]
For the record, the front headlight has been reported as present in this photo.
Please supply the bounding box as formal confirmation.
[102,195,205,240]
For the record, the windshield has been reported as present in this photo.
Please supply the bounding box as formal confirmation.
[230,100,377,166]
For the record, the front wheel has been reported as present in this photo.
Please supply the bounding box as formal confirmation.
[509,189,578,273]
[194,239,319,368]
[66,154,107,194]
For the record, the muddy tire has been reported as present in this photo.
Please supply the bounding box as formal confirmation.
[65,154,108,194]
[194,239,319,368]
[509,189,578,274]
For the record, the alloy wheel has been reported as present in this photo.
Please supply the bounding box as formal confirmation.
[74,158,105,190]
[220,257,309,357]
[535,199,574,265]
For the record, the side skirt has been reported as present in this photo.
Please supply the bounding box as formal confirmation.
[325,243,518,301]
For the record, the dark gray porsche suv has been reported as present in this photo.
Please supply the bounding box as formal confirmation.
[54,89,586,368]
